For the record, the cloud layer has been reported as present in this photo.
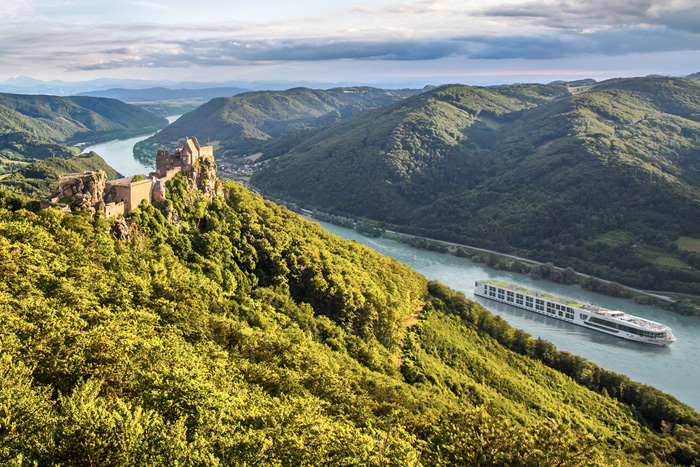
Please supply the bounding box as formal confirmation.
[1,0,699,81]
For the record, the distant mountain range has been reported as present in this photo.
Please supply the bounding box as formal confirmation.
[250,77,700,294]
[0,76,426,96]
[76,87,250,103]
[1,73,697,96]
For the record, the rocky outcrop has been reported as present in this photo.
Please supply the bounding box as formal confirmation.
[41,170,108,215]
[191,155,220,201]
[111,216,131,241]
[57,171,106,205]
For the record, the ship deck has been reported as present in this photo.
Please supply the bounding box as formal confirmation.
[480,280,671,333]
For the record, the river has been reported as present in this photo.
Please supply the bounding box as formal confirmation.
[315,221,700,411]
[88,129,700,411]
[81,115,180,177]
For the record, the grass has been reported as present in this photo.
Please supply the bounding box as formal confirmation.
[478,116,501,130]
[635,245,691,269]
[677,236,700,253]
[594,230,635,247]
[244,153,263,162]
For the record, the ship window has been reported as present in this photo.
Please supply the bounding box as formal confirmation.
[589,317,615,328]
[507,295,514,302]
[580,314,588,320]
[507,291,514,297]
[516,294,523,300]
[565,313,574,319]
[525,297,533,303]
[516,299,523,305]
[558,311,563,317]
[536,299,544,306]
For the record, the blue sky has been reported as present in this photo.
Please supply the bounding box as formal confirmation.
[1,0,699,86]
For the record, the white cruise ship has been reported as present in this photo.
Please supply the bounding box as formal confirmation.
[474,280,676,346]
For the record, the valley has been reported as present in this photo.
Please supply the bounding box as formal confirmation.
[2,78,700,465]
[3,0,700,463]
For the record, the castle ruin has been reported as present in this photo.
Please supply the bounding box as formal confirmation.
[41,136,215,216]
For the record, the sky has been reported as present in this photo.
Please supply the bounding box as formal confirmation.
[1,0,699,87]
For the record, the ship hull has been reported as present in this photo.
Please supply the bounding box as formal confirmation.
[474,281,675,347]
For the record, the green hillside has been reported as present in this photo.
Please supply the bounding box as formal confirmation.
[1,181,699,465]
[0,92,167,145]
[0,151,121,198]
[0,131,80,174]
[133,86,421,163]
[253,77,700,294]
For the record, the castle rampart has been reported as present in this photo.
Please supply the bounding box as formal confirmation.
[42,136,216,217]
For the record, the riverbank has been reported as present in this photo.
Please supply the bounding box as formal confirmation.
[310,216,700,411]
[383,228,700,317]
[294,206,700,318]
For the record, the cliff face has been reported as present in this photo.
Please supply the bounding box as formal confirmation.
[41,170,108,214]
[191,155,220,201]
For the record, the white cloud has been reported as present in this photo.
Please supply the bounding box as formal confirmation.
[0,0,698,83]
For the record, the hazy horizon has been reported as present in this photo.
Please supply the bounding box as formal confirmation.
[1,0,698,88]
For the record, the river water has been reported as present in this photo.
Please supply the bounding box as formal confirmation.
[81,115,180,177]
[87,128,700,411]
[314,221,700,411]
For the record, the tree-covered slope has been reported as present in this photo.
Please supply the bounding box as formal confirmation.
[0,151,120,198]
[0,92,167,144]
[133,86,422,162]
[2,182,700,464]
[0,131,80,174]
[253,77,700,293]
[254,83,570,218]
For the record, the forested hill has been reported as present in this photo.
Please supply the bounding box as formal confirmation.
[132,86,422,162]
[0,92,167,144]
[2,180,700,464]
[0,151,120,198]
[253,77,700,294]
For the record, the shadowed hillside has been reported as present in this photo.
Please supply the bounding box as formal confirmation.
[253,77,700,294]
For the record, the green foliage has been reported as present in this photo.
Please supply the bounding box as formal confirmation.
[1,181,699,464]
[0,93,167,145]
[133,86,422,163]
[0,151,120,198]
[253,78,700,294]
[0,131,80,174]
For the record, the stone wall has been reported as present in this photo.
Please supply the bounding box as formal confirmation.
[128,179,154,210]
[106,178,153,211]
[104,202,125,218]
